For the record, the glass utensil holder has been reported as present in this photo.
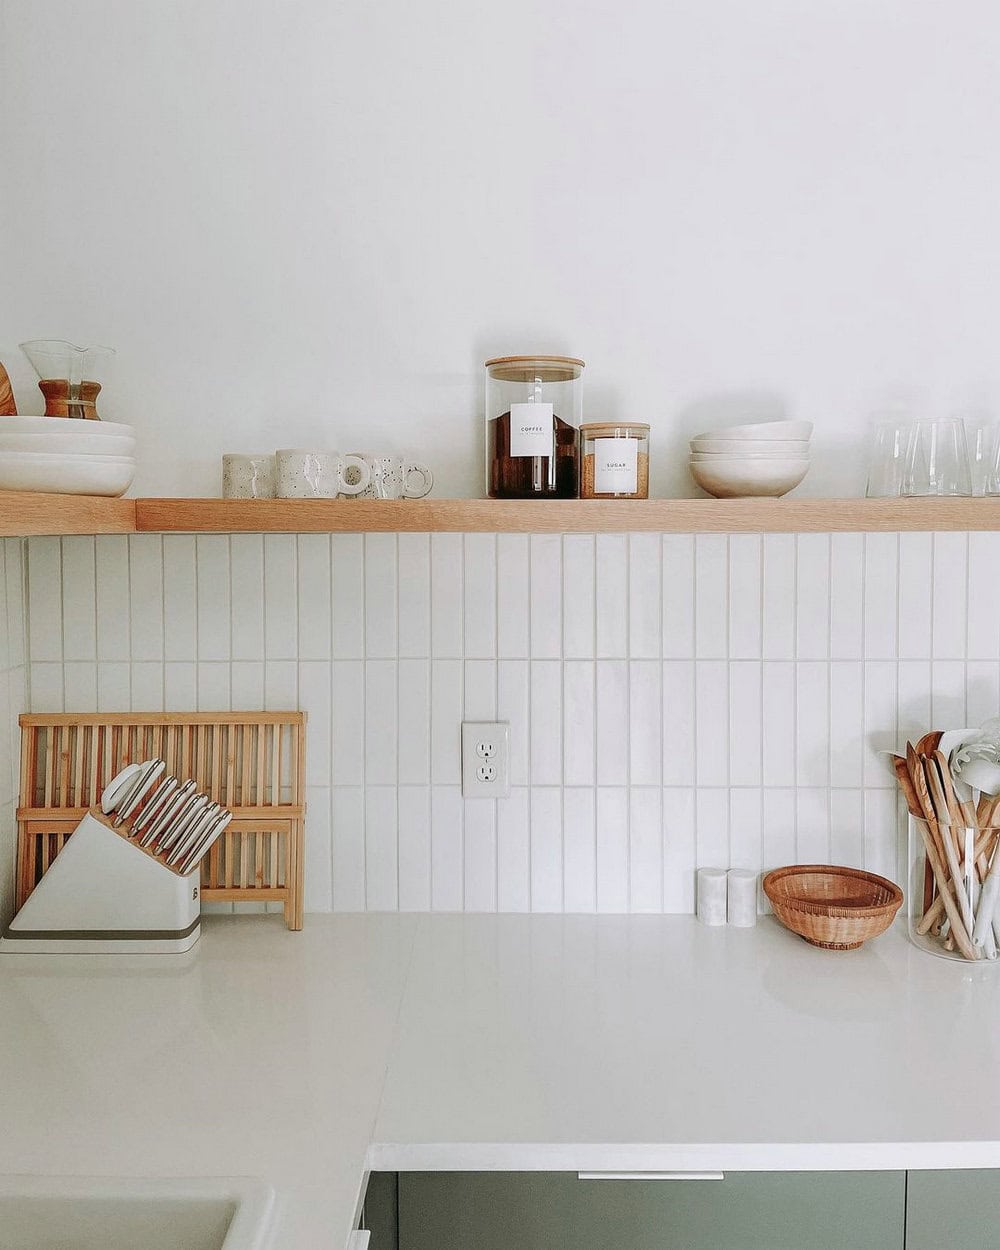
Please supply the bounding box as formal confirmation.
[908,815,1000,964]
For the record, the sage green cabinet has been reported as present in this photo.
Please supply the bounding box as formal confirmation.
[906,1171,1000,1250]
[392,1171,905,1250]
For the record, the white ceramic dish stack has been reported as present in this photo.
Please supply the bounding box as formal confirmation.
[688,419,813,498]
[0,415,136,495]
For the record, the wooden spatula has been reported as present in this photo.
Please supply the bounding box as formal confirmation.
[0,363,16,415]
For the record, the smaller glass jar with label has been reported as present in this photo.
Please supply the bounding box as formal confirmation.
[579,422,650,499]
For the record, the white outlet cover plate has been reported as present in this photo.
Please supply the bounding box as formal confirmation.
[461,721,511,798]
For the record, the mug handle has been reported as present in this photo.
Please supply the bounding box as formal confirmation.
[402,462,433,499]
[337,455,371,497]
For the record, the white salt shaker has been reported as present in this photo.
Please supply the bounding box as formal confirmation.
[697,868,728,926]
[727,869,758,927]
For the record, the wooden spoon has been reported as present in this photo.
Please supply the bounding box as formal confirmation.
[0,364,16,416]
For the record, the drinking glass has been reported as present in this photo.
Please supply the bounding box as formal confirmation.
[865,421,912,497]
[970,423,1000,496]
[901,419,972,497]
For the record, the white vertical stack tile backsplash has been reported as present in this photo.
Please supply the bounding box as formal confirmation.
[0,539,28,927]
[18,530,1000,914]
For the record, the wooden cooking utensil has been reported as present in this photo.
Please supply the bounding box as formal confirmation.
[0,364,16,416]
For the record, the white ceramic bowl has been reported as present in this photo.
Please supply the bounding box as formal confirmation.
[690,451,810,462]
[690,437,809,454]
[689,456,809,498]
[0,451,136,496]
[0,431,136,457]
[0,415,135,438]
[693,419,813,441]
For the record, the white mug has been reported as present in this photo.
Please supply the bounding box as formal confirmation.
[347,453,433,499]
[222,454,276,499]
[275,448,371,499]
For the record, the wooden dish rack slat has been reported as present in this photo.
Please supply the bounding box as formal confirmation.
[16,712,306,930]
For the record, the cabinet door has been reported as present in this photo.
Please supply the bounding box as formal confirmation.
[906,1170,1000,1250]
[398,1171,905,1250]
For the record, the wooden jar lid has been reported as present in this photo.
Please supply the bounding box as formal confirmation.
[485,355,585,383]
[580,422,650,438]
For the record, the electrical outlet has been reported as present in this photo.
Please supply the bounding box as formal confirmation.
[462,721,510,798]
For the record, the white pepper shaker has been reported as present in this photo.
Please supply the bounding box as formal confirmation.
[697,867,728,926]
[727,869,758,927]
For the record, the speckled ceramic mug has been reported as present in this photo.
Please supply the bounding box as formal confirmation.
[275,449,371,499]
[346,453,433,499]
[222,454,276,499]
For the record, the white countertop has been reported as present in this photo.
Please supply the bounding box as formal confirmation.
[4,913,1000,1249]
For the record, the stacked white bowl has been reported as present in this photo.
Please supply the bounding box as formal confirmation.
[688,419,813,498]
[0,416,136,496]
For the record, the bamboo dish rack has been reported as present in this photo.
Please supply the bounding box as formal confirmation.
[16,712,306,930]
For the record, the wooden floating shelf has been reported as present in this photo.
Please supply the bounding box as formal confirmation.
[5,494,1000,536]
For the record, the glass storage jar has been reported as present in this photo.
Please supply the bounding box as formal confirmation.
[580,422,650,499]
[485,355,582,499]
[907,815,1000,965]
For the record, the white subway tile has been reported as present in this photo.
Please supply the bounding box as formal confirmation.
[463,533,497,658]
[530,787,562,911]
[398,785,431,911]
[695,661,728,786]
[932,532,968,660]
[128,534,163,662]
[164,662,197,711]
[297,534,332,661]
[662,661,695,786]
[829,533,863,660]
[795,661,829,787]
[728,662,762,787]
[629,660,661,785]
[264,659,298,711]
[864,661,897,787]
[162,535,197,662]
[595,535,627,657]
[364,533,398,658]
[398,659,431,784]
[62,661,97,712]
[695,534,728,659]
[662,787,696,912]
[595,660,628,785]
[196,661,230,711]
[497,535,530,658]
[729,789,762,873]
[365,787,398,910]
[629,788,662,912]
[662,534,695,659]
[498,787,531,912]
[795,534,830,659]
[628,533,661,658]
[595,787,628,912]
[365,660,397,785]
[966,662,1000,726]
[431,533,463,657]
[931,659,966,732]
[130,662,163,711]
[864,788,900,881]
[829,661,864,787]
[297,660,331,785]
[463,798,496,911]
[498,660,530,785]
[332,660,364,784]
[61,536,96,661]
[398,533,431,657]
[5,540,24,669]
[695,787,728,869]
[530,534,562,658]
[332,786,366,911]
[563,535,595,658]
[728,534,761,660]
[463,659,496,720]
[230,535,265,662]
[864,532,898,658]
[830,789,863,867]
[967,533,1000,658]
[230,661,265,711]
[195,536,230,662]
[762,662,795,787]
[563,661,595,787]
[430,659,462,784]
[897,660,932,749]
[431,785,463,910]
[530,660,562,785]
[762,534,795,660]
[303,786,333,912]
[897,533,932,660]
[563,787,596,912]
[28,537,63,663]
[331,534,364,658]
[98,662,131,712]
[762,789,796,877]
[796,788,830,862]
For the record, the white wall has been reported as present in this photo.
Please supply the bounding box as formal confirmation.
[3,0,1000,498]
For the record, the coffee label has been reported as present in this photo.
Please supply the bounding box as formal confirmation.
[509,402,554,458]
[594,437,638,493]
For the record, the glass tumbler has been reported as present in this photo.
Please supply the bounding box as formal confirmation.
[908,815,1000,965]
[902,419,972,497]
[970,423,1000,496]
[865,421,912,497]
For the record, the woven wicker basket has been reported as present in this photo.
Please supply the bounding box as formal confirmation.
[762,865,903,950]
